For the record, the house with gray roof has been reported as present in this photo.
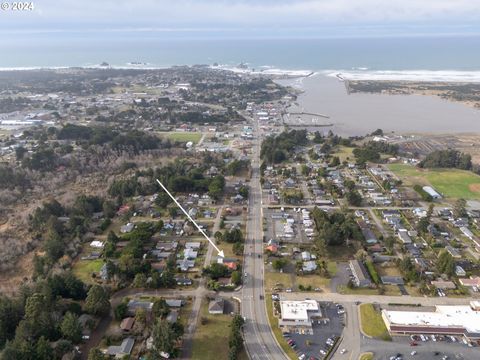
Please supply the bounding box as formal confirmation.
[106,337,134,358]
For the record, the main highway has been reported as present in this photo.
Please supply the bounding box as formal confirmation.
[241,118,290,360]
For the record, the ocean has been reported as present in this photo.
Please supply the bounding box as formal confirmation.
[2,34,480,135]
[2,34,480,72]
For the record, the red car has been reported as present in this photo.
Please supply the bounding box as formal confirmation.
[410,342,418,346]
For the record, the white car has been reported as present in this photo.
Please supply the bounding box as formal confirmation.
[340,349,347,354]
[411,351,417,356]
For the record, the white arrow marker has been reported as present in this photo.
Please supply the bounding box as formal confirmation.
[156,179,225,258]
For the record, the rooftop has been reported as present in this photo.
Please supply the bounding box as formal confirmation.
[383,305,480,333]
[280,300,319,321]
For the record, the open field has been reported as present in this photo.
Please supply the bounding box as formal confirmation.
[265,271,293,292]
[160,132,203,144]
[388,163,480,200]
[72,259,104,283]
[332,146,354,162]
[191,299,248,360]
[359,303,391,340]
[296,275,330,290]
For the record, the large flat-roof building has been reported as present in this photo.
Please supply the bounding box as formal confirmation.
[382,302,480,341]
[279,300,324,334]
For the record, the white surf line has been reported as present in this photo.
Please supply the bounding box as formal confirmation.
[156,179,224,257]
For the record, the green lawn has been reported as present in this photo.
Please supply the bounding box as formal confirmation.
[163,132,203,144]
[388,163,480,200]
[72,259,104,283]
[359,303,391,340]
[190,299,248,360]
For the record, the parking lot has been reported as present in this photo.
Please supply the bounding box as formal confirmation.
[284,302,345,359]
[329,262,350,292]
[364,334,480,360]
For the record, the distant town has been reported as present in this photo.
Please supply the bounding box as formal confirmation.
[0,66,480,360]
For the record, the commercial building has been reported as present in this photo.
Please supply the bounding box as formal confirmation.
[382,302,480,340]
[279,300,324,334]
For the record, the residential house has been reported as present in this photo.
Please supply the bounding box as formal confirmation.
[120,317,135,333]
[120,222,135,234]
[127,300,153,315]
[302,261,317,273]
[166,299,185,308]
[106,337,135,358]
[208,298,225,315]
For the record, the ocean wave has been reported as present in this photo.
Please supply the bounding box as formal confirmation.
[211,64,313,77]
[324,70,480,82]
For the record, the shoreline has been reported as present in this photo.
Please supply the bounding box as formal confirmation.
[2,63,480,83]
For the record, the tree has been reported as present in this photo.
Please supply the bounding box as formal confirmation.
[203,263,229,280]
[114,302,128,321]
[272,258,288,271]
[60,312,82,344]
[231,271,241,286]
[85,285,110,316]
[437,250,455,277]
[238,185,249,199]
[0,296,23,348]
[35,336,52,360]
[153,298,170,319]
[132,273,147,288]
[453,198,467,218]
[152,320,175,355]
[346,190,362,206]
[88,348,106,360]
[135,308,147,327]
[15,146,27,161]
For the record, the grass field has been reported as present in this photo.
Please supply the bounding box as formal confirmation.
[332,146,354,162]
[265,271,293,292]
[162,132,203,144]
[388,163,480,200]
[191,299,248,360]
[72,259,104,283]
[359,303,391,340]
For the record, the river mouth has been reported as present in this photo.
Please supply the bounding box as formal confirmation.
[276,74,480,137]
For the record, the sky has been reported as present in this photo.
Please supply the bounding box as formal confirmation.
[2,0,480,38]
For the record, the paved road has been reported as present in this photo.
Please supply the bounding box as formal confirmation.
[242,119,290,360]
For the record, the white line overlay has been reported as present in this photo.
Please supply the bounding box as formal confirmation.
[156,179,224,257]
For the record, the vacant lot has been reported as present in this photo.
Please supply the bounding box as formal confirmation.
[72,259,104,283]
[332,146,354,162]
[388,163,480,200]
[265,271,293,292]
[359,303,391,340]
[162,132,203,144]
[191,299,247,360]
